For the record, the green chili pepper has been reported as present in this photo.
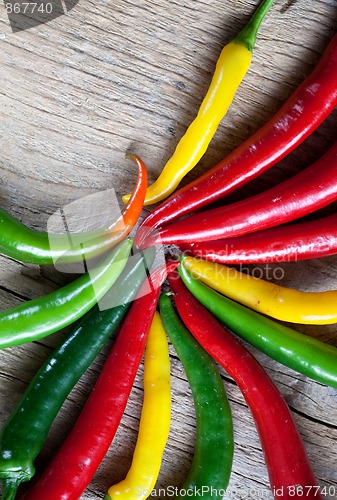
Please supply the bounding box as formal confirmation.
[179,259,337,388]
[0,247,155,500]
[0,153,147,266]
[0,238,133,348]
[159,293,234,499]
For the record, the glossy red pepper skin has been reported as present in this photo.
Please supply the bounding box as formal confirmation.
[168,270,322,500]
[135,33,337,246]
[146,139,337,246]
[180,212,337,264]
[21,261,178,500]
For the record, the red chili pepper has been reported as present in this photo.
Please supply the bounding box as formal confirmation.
[145,139,337,246]
[168,270,322,500]
[180,212,337,264]
[21,261,178,500]
[135,33,337,246]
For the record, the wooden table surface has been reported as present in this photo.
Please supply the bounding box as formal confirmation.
[0,0,337,498]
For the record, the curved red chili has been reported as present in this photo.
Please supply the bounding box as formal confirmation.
[180,212,337,264]
[135,32,337,246]
[168,270,322,500]
[145,139,337,246]
[21,261,178,500]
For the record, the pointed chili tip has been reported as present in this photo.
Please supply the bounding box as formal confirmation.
[134,224,151,248]
[164,260,181,284]
[146,259,180,292]
[125,153,147,175]
[166,260,180,274]
[122,153,148,204]
[125,152,139,162]
[137,229,162,249]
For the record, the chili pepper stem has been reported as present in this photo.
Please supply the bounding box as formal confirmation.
[136,33,337,241]
[123,0,274,207]
[234,0,274,51]
[1,477,20,500]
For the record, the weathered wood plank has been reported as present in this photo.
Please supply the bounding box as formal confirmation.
[0,0,337,498]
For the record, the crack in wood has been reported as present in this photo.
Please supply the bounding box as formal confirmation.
[0,370,29,386]
[280,0,299,13]
[289,404,337,430]
[1,1,336,496]
[0,284,30,302]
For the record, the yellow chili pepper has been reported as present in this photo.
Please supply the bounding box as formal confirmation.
[183,256,337,325]
[105,311,171,500]
[122,0,274,206]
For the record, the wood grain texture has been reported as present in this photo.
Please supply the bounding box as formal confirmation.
[0,0,337,498]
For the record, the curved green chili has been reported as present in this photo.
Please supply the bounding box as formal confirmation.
[168,270,322,500]
[0,247,155,500]
[105,311,171,500]
[21,262,178,500]
[159,293,234,499]
[0,153,147,266]
[0,238,133,348]
[179,259,337,388]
